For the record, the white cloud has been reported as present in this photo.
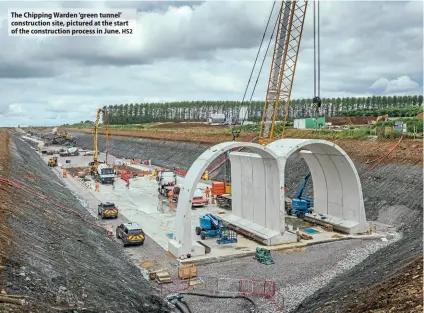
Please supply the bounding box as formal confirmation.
[370,76,421,94]
[0,0,422,126]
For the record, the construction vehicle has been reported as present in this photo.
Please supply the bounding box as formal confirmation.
[287,173,314,217]
[195,214,237,244]
[115,222,145,247]
[51,127,76,146]
[59,147,79,157]
[90,108,113,182]
[172,186,208,207]
[371,114,389,125]
[93,163,115,184]
[98,202,118,219]
[47,156,58,167]
[156,170,177,196]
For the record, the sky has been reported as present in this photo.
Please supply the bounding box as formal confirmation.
[0,0,422,127]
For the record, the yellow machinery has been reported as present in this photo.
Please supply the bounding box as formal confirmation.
[48,156,58,167]
[371,114,389,125]
[52,127,76,145]
[258,0,308,145]
[90,108,110,174]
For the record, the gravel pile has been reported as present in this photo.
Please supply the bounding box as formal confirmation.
[1,135,169,313]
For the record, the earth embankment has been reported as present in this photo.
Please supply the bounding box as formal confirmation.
[0,131,168,313]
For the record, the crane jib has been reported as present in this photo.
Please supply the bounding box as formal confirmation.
[259,0,308,145]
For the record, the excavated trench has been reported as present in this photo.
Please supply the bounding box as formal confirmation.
[0,133,169,313]
[73,132,423,312]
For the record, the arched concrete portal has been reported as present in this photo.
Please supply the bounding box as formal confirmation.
[168,142,281,258]
[168,139,368,258]
[267,139,368,234]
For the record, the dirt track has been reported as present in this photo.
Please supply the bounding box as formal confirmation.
[0,131,169,313]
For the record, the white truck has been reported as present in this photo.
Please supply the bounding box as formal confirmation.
[59,147,79,157]
[96,163,115,184]
[156,170,177,196]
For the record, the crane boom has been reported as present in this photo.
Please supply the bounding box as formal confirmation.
[259,0,308,145]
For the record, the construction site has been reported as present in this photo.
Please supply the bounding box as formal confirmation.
[1,1,423,313]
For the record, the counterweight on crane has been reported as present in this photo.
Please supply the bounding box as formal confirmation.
[258,0,308,145]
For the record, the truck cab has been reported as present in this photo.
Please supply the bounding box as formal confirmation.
[157,170,176,196]
[115,222,145,247]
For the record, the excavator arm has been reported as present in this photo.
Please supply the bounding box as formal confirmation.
[259,0,308,145]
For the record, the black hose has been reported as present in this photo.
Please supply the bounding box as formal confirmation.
[180,291,257,313]
[179,298,193,313]
[174,301,187,313]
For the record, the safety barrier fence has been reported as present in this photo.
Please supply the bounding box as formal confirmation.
[160,276,276,298]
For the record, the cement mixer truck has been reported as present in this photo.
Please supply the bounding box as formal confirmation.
[94,163,115,184]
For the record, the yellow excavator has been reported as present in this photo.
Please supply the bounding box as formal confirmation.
[52,127,76,146]
[371,114,389,125]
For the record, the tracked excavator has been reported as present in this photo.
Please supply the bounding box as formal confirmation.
[51,127,77,146]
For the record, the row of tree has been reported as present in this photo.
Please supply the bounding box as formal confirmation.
[103,95,423,125]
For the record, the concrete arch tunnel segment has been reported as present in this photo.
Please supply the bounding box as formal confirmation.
[168,139,368,258]
[267,138,368,234]
[168,141,281,258]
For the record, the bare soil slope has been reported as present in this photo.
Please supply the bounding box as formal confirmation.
[0,131,168,313]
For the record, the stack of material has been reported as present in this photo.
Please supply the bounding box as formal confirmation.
[178,264,197,280]
[155,271,172,284]
[148,269,172,284]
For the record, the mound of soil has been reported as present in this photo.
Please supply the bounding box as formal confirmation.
[151,122,226,129]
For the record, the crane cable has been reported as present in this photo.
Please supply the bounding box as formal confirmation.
[312,0,321,118]
[281,0,321,138]
[232,0,277,140]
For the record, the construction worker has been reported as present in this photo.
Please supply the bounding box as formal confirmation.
[126,180,130,189]
[205,187,210,199]
[62,170,67,178]
[95,182,100,192]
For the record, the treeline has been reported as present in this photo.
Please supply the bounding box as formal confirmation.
[103,95,423,125]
